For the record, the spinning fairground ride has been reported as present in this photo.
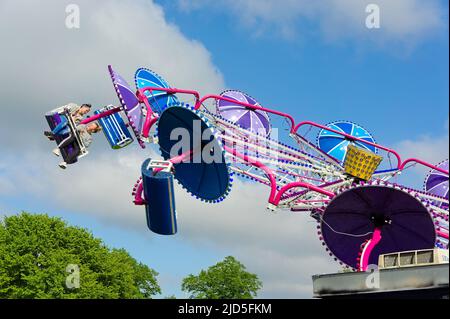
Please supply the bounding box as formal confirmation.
[45,65,449,272]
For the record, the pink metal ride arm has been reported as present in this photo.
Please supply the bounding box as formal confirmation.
[196,95,296,130]
[224,145,278,201]
[134,183,146,205]
[198,96,448,176]
[272,182,335,206]
[134,151,193,205]
[399,158,449,175]
[359,228,382,272]
[437,230,449,240]
[80,107,122,125]
[137,87,201,138]
[133,90,448,204]
[295,121,401,165]
[223,146,335,206]
[294,121,449,175]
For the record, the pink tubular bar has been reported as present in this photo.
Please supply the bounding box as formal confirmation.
[223,145,278,202]
[137,87,200,104]
[223,145,335,205]
[134,182,145,205]
[294,121,449,175]
[133,151,193,205]
[129,86,448,208]
[136,87,201,138]
[80,107,122,125]
[399,158,449,174]
[359,228,382,271]
[271,182,335,206]
[437,230,449,240]
[294,121,402,164]
[196,94,296,130]
[136,90,158,138]
[197,95,448,176]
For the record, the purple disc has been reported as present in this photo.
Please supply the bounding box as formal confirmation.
[321,185,436,269]
[109,65,145,148]
[424,159,449,200]
[216,90,271,137]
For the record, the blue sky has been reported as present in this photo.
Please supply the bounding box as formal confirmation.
[160,1,449,144]
[0,0,448,298]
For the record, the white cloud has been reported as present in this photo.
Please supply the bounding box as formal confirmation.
[177,0,447,46]
[0,0,224,148]
[0,0,334,298]
[0,145,336,298]
[396,120,449,164]
[0,161,15,195]
[396,134,449,166]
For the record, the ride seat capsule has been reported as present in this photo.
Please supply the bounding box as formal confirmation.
[95,106,133,149]
[45,107,88,164]
[141,159,177,235]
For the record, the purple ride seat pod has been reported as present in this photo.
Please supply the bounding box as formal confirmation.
[45,110,80,165]
[141,158,177,235]
[424,159,449,204]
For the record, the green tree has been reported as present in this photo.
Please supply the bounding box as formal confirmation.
[181,256,262,299]
[0,212,161,299]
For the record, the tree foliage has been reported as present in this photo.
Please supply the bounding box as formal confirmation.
[181,256,262,299]
[0,212,161,299]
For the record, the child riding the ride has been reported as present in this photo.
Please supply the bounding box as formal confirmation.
[53,121,102,169]
[44,103,102,169]
[44,103,92,138]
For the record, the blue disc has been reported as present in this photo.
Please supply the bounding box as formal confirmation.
[157,105,231,201]
[135,68,179,114]
[317,121,377,163]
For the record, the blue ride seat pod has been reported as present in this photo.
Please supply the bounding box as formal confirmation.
[141,159,177,235]
[95,107,133,149]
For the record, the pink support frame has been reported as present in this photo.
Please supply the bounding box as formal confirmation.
[134,151,192,205]
[80,107,122,125]
[359,228,382,271]
[128,86,449,209]
[136,87,201,138]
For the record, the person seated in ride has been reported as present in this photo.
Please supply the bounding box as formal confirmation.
[44,103,92,139]
[54,121,103,169]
